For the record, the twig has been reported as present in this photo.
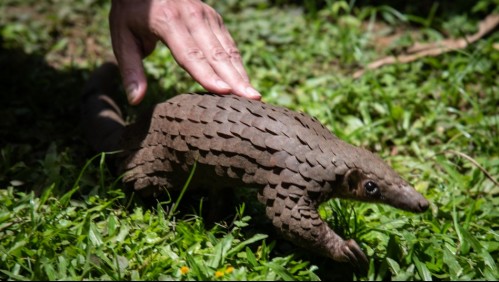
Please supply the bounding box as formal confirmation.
[443,149,499,187]
[353,13,499,78]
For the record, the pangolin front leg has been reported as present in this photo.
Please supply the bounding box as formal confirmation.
[258,183,369,267]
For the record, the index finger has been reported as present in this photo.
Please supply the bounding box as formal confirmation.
[186,11,261,99]
[208,12,250,83]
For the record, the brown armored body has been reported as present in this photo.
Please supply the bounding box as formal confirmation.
[82,63,429,267]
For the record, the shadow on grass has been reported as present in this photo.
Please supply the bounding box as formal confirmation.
[0,40,91,193]
[0,38,159,196]
[1,43,84,147]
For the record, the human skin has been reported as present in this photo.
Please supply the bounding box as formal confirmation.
[109,0,261,105]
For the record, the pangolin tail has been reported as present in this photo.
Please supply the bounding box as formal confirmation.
[80,62,125,153]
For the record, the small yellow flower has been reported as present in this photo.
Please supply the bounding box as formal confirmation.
[180,266,189,275]
[215,271,224,278]
[225,266,234,274]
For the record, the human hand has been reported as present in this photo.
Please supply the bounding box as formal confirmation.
[109,0,261,105]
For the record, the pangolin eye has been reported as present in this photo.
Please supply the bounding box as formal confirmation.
[364,181,379,195]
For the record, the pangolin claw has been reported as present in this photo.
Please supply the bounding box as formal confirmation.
[343,239,369,272]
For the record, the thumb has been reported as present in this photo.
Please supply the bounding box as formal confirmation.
[112,29,148,105]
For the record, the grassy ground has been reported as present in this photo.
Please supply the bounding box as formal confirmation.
[1,0,498,280]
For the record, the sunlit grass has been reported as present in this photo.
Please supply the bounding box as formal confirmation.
[1,0,498,280]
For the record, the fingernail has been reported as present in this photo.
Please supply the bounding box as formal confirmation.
[245,87,261,100]
[216,80,231,90]
[126,83,138,104]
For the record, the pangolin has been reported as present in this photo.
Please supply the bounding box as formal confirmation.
[81,62,429,267]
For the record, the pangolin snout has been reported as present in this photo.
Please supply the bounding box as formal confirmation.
[389,184,430,213]
[417,197,430,212]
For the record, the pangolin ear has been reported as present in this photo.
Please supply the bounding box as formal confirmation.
[344,169,363,191]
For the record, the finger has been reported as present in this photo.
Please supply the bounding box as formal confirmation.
[110,24,148,105]
[157,22,231,94]
[153,12,235,95]
[208,13,250,83]
[185,10,261,100]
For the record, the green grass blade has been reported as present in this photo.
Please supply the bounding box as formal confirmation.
[266,261,295,281]
[169,161,197,218]
[413,256,432,281]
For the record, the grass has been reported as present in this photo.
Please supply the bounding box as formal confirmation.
[1,0,498,280]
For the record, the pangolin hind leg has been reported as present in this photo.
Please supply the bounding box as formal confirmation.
[81,62,125,153]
